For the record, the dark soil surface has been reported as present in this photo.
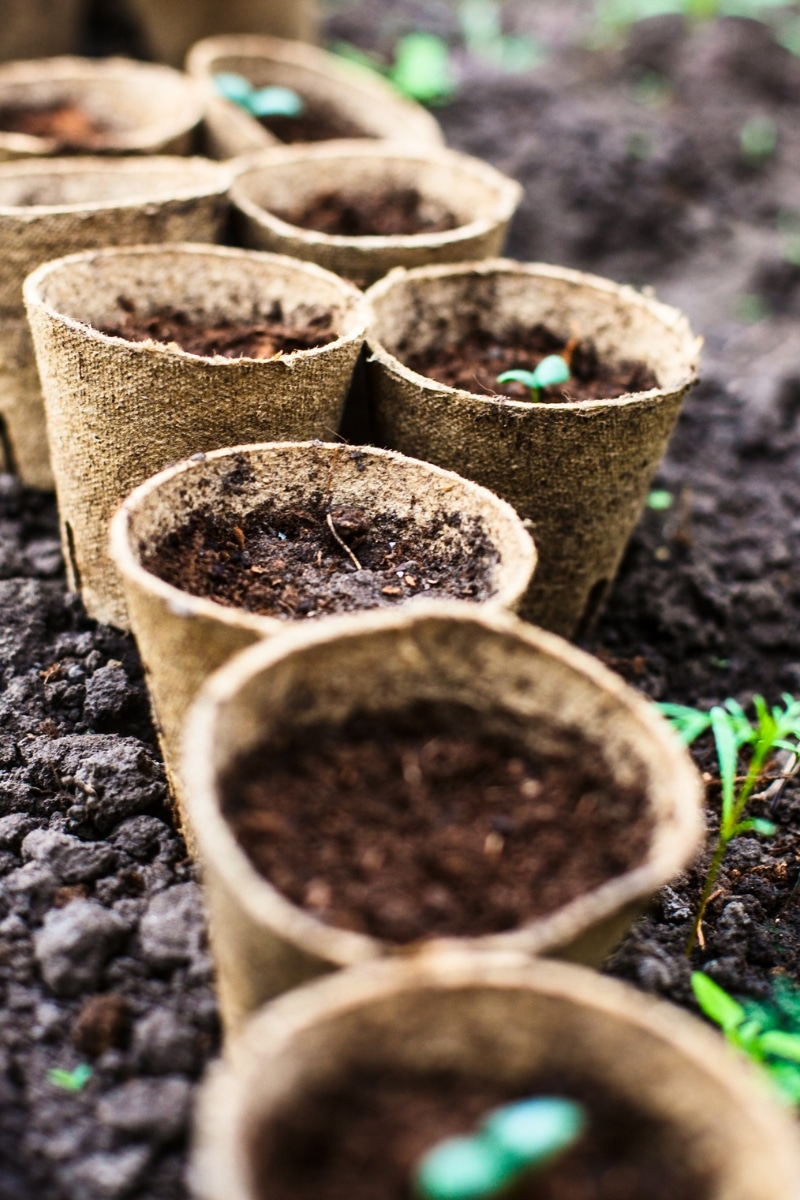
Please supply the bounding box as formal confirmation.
[222,702,651,942]
[402,324,659,402]
[4,1,800,1196]
[98,301,336,360]
[0,102,110,150]
[255,1065,709,1200]
[259,104,372,143]
[274,187,458,237]
[142,501,499,618]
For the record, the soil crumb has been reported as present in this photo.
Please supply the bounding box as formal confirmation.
[142,503,499,619]
[274,187,458,237]
[221,702,652,942]
[0,101,110,149]
[403,323,659,403]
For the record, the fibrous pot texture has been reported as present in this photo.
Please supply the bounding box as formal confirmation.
[0,155,231,489]
[366,260,701,639]
[129,0,319,67]
[0,56,204,161]
[186,35,444,160]
[181,604,700,1030]
[230,141,523,288]
[111,443,536,835]
[191,954,800,1200]
[24,244,368,627]
[0,0,82,62]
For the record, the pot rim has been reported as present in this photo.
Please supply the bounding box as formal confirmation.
[181,603,702,969]
[229,140,523,252]
[365,259,702,412]
[22,242,369,367]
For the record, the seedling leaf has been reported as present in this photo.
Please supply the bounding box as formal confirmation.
[732,818,777,837]
[692,972,746,1032]
[390,33,456,104]
[48,1064,92,1093]
[761,1030,800,1064]
[709,705,738,827]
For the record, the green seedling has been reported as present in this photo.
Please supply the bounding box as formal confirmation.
[213,72,304,119]
[390,32,457,103]
[415,1097,586,1200]
[460,0,546,73]
[692,972,800,1105]
[740,115,778,165]
[48,1064,92,1093]
[497,355,571,400]
[647,489,674,510]
[659,694,800,952]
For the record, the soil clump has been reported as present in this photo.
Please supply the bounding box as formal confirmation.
[274,187,458,237]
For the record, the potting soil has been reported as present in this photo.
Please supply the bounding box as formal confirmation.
[274,187,459,237]
[258,103,370,143]
[0,102,110,150]
[141,502,499,618]
[5,2,800,1195]
[221,701,651,942]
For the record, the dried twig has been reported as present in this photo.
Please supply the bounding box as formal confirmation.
[326,511,362,571]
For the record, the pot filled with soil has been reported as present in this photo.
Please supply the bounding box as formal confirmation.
[186,35,444,160]
[110,443,537,832]
[24,243,368,627]
[365,260,701,639]
[191,954,800,1199]
[0,56,205,161]
[230,142,523,289]
[0,155,231,490]
[181,603,700,1028]
[128,0,318,69]
[1,0,81,62]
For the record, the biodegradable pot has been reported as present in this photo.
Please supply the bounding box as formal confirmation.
[181,604,700,1029]
[110,444,537,833]
[366,260,702,639]
[230,141,523,288]
[191,954,800,1199]
[186,35,444,160]
[0,156,231,489]
[129,0,319,68]
[24,244,368,626]
[1,0,82,62]
[0,57,205,162]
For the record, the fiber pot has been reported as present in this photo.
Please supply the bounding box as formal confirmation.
[128,0,319,68]
[230,141,523,288]
[191,954,800,1199]
[24,244,368,626]
[186,35,444,160]
[181,604,700,1029]
[1,0,81,62]
[366,260,702,638]
[110,444,536,831]
[0,57,204,161]
[0,155,230,489]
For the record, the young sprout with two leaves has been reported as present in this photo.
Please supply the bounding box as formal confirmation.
[497,355,571,401]
[213,72,305,120]
[415,1097,586,1200]
[692,971,800,1106]
[659,693,800,953]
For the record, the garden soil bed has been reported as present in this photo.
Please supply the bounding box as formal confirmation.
[3,1,800,1196]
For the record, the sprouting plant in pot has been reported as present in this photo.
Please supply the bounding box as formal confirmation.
[213,72,305,120]
[496,354,571,400]
[659,693,800,953]
[415,1097,586,1199]
[692,971,800,1106]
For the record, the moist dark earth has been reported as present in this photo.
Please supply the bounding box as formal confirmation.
[3,1,800,1197]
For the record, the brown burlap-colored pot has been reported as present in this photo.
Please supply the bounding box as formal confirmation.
[110,445,536,833]
[1,0,82,62]
[0,57,204,162]
[181,604,700,1029]
[24,245,368,626]
[191,955,800,1199]
[0,156,231,489]
[186,35,444,160]
[366,260,702,639]
[230,142,523,288]
[129,0,319,68]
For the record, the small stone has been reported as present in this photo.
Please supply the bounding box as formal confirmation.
[62,1147,150,1200]
[133,1009,199,1075]
[22,828,116,884]
[138,883,205,970]
[35,900,129,997]
[0,813,35,849]
[97,1076,191,1143]
[84,665,130,724]
[73,994,132,1057]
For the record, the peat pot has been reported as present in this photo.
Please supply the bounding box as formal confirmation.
[24,244,368,626]
[0,156,230,489]
[129,0,319,68]
[181,604,700,1029]
[110,444,536,831]
[186,35,444,160]
[0,57,204,161]
[190,955,800,1199]
[366,260,702,638]
[230,142,523,288]
[0,0,81,62]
